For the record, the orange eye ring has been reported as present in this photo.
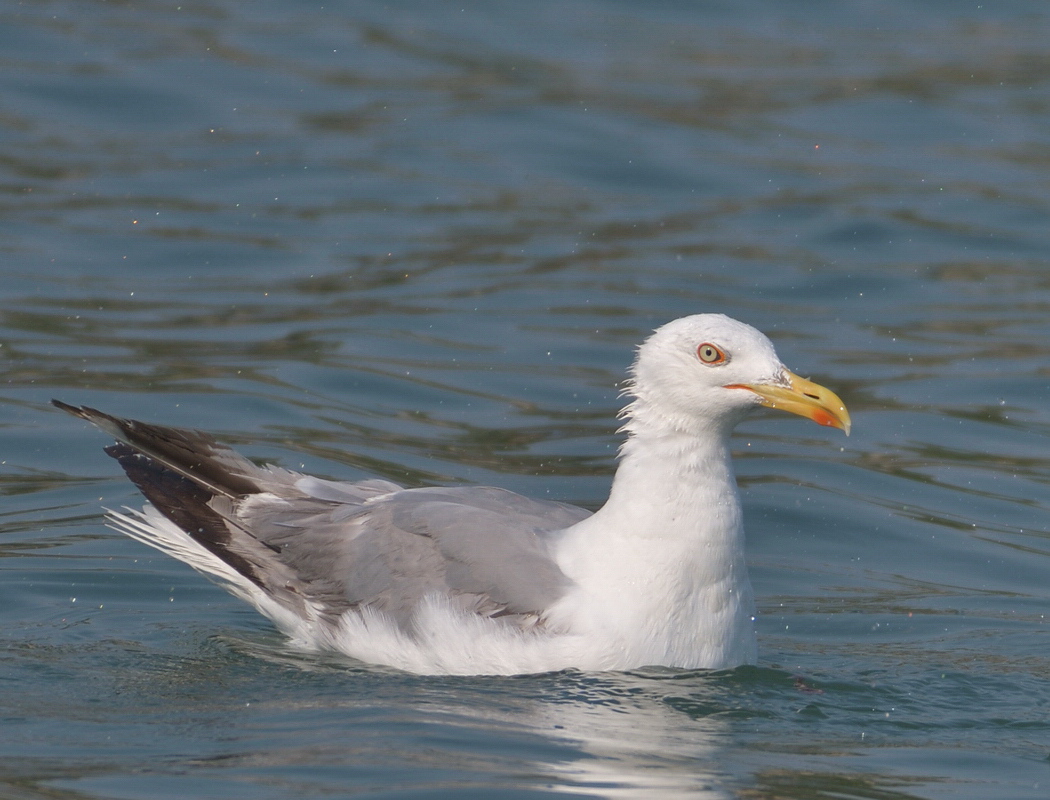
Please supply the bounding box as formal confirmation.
[697,343,727,364]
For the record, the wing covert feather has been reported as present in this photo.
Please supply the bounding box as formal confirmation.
[240,485,591,627]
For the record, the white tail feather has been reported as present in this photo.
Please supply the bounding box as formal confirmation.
[105,506,325,640]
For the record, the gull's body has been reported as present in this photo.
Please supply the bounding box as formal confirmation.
[55,314,849,675]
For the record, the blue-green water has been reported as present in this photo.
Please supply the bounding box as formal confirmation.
[3,1,1050,797]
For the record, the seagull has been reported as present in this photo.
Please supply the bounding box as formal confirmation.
[54,313,849,675]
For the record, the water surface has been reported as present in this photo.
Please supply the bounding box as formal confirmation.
[3,1,1050,798]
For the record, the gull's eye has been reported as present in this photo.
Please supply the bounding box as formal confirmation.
[697,343,727,364]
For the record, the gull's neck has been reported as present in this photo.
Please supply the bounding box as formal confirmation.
[553,402,757,669]
[607,425,737,532]
[598,391,746,545]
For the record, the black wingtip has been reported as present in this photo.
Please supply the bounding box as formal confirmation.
[51,398,82,415]
[51,400,128,438]
[52,399,112,421]
[52,400,261,499]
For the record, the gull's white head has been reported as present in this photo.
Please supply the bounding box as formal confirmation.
[623,313,850,438]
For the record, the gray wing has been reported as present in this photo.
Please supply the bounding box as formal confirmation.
[241,483,591,628]
[54,401,591,631]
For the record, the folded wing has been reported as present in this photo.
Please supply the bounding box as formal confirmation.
[54,401,589,635]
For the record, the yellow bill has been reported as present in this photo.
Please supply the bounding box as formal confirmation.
[729,370,851,435]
